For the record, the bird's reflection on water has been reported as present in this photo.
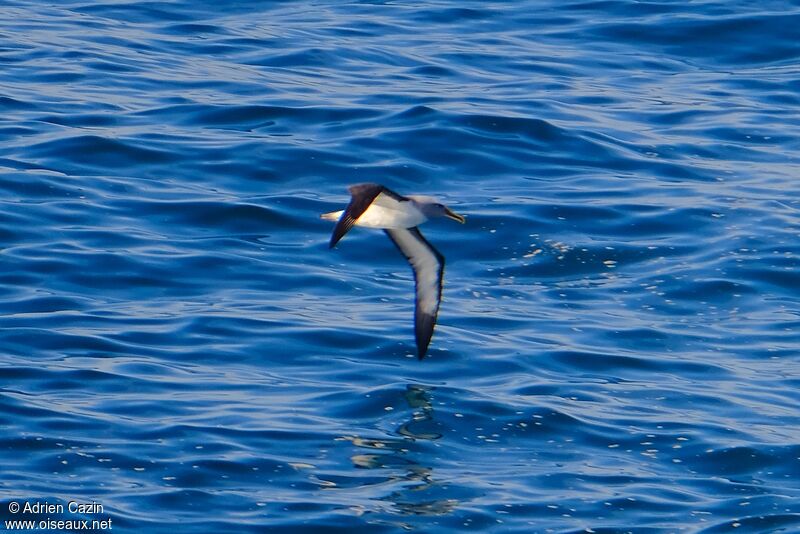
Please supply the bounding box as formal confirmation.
[340,384,459,517]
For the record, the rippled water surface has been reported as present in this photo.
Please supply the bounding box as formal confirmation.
[2,1,800,532]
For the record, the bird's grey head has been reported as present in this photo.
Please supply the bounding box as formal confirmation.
[408,195,466,224]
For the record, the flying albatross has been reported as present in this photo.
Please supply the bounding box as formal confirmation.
[321,183,465,360]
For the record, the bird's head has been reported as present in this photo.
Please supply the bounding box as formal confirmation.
[410,196,466,224]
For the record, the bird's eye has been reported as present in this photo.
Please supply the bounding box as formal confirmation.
[435,203,444,208]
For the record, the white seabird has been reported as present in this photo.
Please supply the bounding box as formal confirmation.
[322,183,465,360]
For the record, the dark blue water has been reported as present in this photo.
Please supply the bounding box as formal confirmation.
[2,1,799,532]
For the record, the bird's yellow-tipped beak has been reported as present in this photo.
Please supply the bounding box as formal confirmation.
[445,207,466,224]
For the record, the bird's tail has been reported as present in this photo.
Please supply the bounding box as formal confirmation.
[320,210,342,221]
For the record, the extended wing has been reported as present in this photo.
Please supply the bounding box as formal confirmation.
[384,227,444,360]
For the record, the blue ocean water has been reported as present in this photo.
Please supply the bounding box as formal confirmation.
[1,0,799,532]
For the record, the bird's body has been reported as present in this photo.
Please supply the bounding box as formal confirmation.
[321,201,426,229]
[322,183,464,360]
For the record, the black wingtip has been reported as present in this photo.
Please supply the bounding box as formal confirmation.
[416,338,432,360]
[415,315,434,361]
[328,227,347,249]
